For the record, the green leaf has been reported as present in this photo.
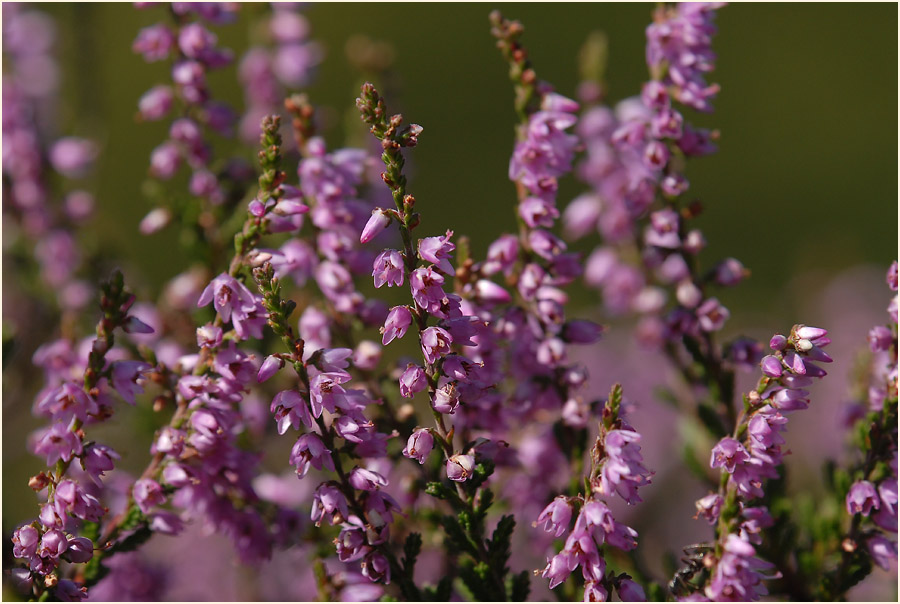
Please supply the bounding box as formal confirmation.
[425,481,451,501]
[435,576,453,601]
[402,532,422,575]
[488,515,516,570]
[458,559,494,601]
[509,569,531,601]
[441,515,477,556]
[478,487,495,514]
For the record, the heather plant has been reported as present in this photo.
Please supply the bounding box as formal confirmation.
[3,3,897,602]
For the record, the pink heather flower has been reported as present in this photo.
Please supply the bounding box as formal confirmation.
[867,534,898,571]
[38,528,68,560]
[178,23,217,60]
[55,580,88,601]
[361,551,391,584]
[447,454,475,482]
[846,480,880,516]
[599,429,653,504]
[760,355,783,378]
[472,279,512,306]
[33,423,82,466]
[36,382,97,424]
[170,117,203,146]
[695,494,723,524]
[150,142,181,180]
[888,261,898,291]
[312,484,349,527]
[12,525,39,560]
[710,437,750,473]
[418,230,456,274]
[49,138,97,179]
[584,581,609,602]
[645,209,680,249]
[270,389,313,434]
[138,85,173,120]
[410,266,447,314]
[563,524,605,580]
[420,326,452,364]
[519,197,559,229]
[110,360,152,405]
[53,480,103,522]
[257,355,284,383]
[139,207,172,234]
[289,433,334,477]
[617,578,646,602]
[335,519,369,563]
[432,380,460,414]
[316,348,353,372]
[536,496,573,538]
[80,443,119,486]
[309,372,352,417]
[123,315,155,335]
[795,326,828,341]
[196,323,223,348]
[132,23,175,61]
[372,250,404,288]
[196,272,259,324]
[483,234,519,276]
[563,320,604,344]
[542,552,573,589]
[399,364,427,398]
[874,479,898,531]
[402,429,433,464]
[348,467,389,491]
[868,325,893,352]
[360,208,391,243]
[562,194,602,240]
[381,306,413,346]
[133,478,166,514]
[714,258,747,287]
[352,341,382,371]
[697,297,730,332]
[63,537,94,564]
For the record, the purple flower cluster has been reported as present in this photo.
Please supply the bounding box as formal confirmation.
[563,2,740,357]
[696,325,832,600]
[12,288,153,595]
[646,3,725,113]
[2,5,98,312]
[536,395,652,601]
[843,261,898,571]
[239,5,322,144]
[134,3,240,204]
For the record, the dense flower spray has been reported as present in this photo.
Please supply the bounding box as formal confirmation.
[4,3,896,601]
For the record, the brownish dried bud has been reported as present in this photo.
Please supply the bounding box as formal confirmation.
[29,473,51,491]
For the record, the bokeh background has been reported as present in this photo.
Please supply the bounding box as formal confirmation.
[3,2,898,600]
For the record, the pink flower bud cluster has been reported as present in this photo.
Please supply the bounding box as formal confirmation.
[2,4,98,312]
[134,3,240,204]
[239,5,322,144]
[536,409,652,601]
[699,325,832,600]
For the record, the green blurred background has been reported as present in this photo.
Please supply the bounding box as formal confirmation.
[4,0,898,552]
